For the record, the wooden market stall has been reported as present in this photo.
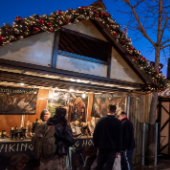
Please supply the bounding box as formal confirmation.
[0,1,167,169]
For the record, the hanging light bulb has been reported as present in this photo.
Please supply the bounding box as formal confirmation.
[82,93,86,98]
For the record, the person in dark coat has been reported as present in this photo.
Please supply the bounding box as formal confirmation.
[118,112,135,170]
[39,107,74,170]
[93,105,122,170]
[40,109,51,123]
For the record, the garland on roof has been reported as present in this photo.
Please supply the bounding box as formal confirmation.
[0,6,167,92]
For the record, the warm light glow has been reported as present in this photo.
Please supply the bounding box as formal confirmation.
[82,93,86,98]
[49,94,53,98]
[69,89,74,92]
[71,79,75,82]
[77,79,81,82]
[20,83,24,86]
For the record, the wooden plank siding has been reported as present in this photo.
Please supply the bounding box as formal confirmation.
[129,94,152,165]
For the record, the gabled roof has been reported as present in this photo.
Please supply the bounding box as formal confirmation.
[0,1,167,92]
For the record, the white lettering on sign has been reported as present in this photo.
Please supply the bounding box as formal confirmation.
[0,145,4,152]
[9,144,15,152]
[21,143,27,151]
[5,144,7,152]
[75,141,80,147]
[28,144,33,151]
[88,140,94,146]
[82,140,88,147]
[16,143,19,151]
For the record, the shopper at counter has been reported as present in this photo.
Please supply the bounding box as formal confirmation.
[118,112,135,170]
[40,109,51,123]
[93,105,122,170]
[39,107,74,170]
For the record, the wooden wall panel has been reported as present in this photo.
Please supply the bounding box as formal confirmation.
[0,115,22,133]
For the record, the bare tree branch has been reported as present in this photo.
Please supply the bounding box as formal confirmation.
[161,44,170,49]
[161,39,170,45]
[123,0,156,47]
[160,16,170,41]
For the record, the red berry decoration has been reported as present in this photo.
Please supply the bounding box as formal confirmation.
[0,36,5,42]
[113,32,117,37]
[66,20,70,24]
[100,12,104,16]
[155,70,159,74]
[141,56,146,61]
[95,13,99,18]
[133,56,137,60]
[33,27,39,32]
[25,26,29,30]
[129,46,134,50]
[57,10,63,15]
[121,40,125,44]
[15,16,22,21]
[47,22,52,26]
[80,7,85,11]
[92,9,96,12]
[160,88,164,91]
[49,28,53,32]
[38,19,44,25]
[105,13,109,17]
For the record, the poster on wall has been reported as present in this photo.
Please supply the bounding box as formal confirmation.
[0,86,39,115]
[91,94,126,118]
[47,91,88,124]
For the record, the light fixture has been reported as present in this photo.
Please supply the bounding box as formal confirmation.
[77,79,81,82]
[82,93,86,98]
[20,83,24,86]
[71,79,75,82]
[69,89,74,92]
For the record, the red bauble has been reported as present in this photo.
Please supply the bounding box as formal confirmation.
[92,9,96,12]
[47,22,52,26]
[100,12,104,16]
[80,7,85,11]
[0,36,4,42]
[105,13,109,17]
[154,90,157,92]
[113,32,117,37]
[141,56,146,61]
[15,16,22,21]
[25,26,29,30]
[95,13,99,18]
[129,46,134,50]
[38,19,44,25]
[121,40,125,44]
[33,27,39,32]
[133,56,137,60]
[57,10,63,15]
[109,25,112,28]
[155,70,159,74]
[160,88,164,91]
[66,20,70,24]
[49,28,53,32]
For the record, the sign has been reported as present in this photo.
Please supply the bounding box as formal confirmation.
[0,86,39,115]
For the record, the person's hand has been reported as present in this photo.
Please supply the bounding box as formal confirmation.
[116,152,120,158]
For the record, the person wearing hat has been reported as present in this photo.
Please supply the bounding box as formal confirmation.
[40,109,51,123]
[118,112,135,170]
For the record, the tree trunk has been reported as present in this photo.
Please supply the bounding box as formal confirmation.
[147,47,160,165]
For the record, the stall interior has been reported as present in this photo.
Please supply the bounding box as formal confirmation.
[0,84,127,140]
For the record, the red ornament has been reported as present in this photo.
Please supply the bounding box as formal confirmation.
[129,46,134,50]
[160,88,164,91]
[154,90,157,92]
[0,36,4,42]
[95,13,99,18]
[121,40,125,44]
[33,27,39,32]
[49,28,53,32]
[155,70,159,74]
[25,26,29,30]
[47,22,52,26]
[38,19,44,25]
[80,7,85,11]
[105,13,109,17]
[109,25,112,28]
[92,9,96,12]
[141,56,146,61]
[113,32,117,37]
[15,16,22,21]
[133,56,137,60]
[100,12,104,16]
[66,20,70,24]
[57,10,63,15]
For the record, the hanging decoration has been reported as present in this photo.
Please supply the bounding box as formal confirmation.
[0,6,167,92]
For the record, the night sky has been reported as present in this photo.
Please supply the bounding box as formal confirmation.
[0,0,167,77]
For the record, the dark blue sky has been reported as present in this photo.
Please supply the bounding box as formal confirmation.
[0,0,167,77]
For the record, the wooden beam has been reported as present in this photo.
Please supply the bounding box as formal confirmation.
[52,30,60,68]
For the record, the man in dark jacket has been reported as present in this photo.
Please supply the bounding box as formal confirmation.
[118,112,135,170]
[93,105,122,170]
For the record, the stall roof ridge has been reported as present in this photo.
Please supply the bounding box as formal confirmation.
[0,1,167,92]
